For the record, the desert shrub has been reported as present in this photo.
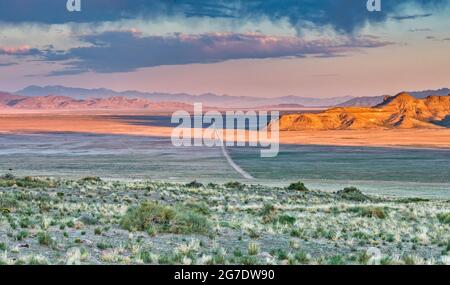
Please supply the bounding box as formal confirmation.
[294,251,310,264]
[185,181,203,188]
[277,214,296,225]
[120,201,211,235]
[27,256,49,265]
[78,214,98,225]
[287,182,309,192]
[396,197,430,203]
[402,255,416,265]
[239,256,258,265]
[224,181,245,190]
[261,203,276,216]
[336,187,369,202]
[16,230,29,241]
[120,201,175,231]
[12,177,56,188]
[271,248,288,260]
[170,210,211,235]
[1,173,15,180]
[183,200,211,216]
[0,193,19,209]
[260,203,277,223]
[0,180,14,187]
[96,242,113,250]
[248,242,260,256]
[37,232,54,247]
[350,206,388,219]
[80,176,102,183]
[328,255,345,265]
[437,212,450,224]
[140,251,154,264]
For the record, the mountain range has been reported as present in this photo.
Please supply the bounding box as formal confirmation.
[0,92,190,111]
[14,85,450,108]
[336,88,450,107]
[2,86,450,111]
[274,92,450,130]
[15,85,353,108]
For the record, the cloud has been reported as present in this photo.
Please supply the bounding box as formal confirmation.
[0,45,41,56]
[408,28,432,32]
[390,13,433,20]
[0,62,17,67]
[39,31,393,75]
[0,0,448,33]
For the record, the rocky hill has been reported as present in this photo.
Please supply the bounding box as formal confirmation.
[274,92,450,130]
[0,91,25,105]
[336,96,386,107]
[0,92,191,110]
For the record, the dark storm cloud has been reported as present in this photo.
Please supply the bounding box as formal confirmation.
[40,30,393,75]
[0,0,449,33]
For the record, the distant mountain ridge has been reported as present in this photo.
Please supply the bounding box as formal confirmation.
[336,96,386,107]
[273,92,450,130]
[0,92,191,110]
[16,85,353,108]
[337,88,450,107]
[9,86,450,109]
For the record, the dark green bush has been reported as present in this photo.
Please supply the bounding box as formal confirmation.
[80,176,102,183]
[277,214,296,225]
[185,181,203,188]
[287,182,309,192]
[336,187,369,202]
[224,181,245,190]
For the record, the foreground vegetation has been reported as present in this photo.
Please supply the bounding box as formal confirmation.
[0,175,449,265]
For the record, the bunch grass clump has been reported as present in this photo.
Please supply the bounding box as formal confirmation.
[0,193,19,210]
[437,212,450,224]
[120,201,211,235]
[349,206,388,219]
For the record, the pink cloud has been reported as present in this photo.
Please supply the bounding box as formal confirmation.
[42,31,394,75]
[0,45,40,56]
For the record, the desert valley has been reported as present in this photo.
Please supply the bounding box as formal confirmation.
[1,0,450,267]
[1,89,450,149]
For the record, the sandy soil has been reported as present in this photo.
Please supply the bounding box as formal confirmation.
[279,129,450,149]
[1,113,450,149]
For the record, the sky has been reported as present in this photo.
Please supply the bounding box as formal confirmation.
[0,0,449,98]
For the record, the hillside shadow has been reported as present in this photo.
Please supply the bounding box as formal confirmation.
[433,115,450,128]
